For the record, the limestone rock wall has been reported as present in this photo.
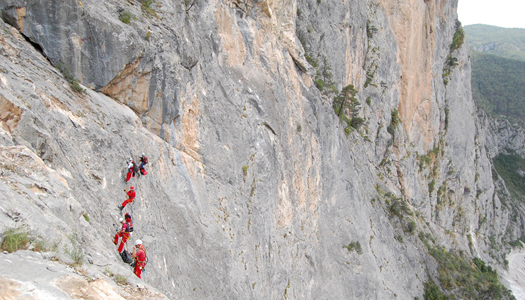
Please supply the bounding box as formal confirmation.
[0,0,522,299]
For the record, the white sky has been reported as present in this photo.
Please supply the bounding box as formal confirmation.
[457,0,525,28]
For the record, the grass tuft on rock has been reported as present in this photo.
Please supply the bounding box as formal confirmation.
[1,226,29,253]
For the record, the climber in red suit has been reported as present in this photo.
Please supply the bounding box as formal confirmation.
[113,217,131,253]
[139,153,148,176]
[119,186,136,211]
[126,158,138,181]
[133,240,147,279]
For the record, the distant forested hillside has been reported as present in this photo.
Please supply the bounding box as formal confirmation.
[464,24,525,61]
[470,51,525,124]
[464,24,525,125]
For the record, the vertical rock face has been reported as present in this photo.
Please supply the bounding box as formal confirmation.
[381,0,442,148]
[2,0,144,89]
[0,0,522,299]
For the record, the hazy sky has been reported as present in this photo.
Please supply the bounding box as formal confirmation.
[458,0,525,28]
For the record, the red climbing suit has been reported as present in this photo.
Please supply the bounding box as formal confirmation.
[113,222,130,253]
[133,246,147,278]
[124,215,133,231]
[126,161,137,181]
[121,188,136,208]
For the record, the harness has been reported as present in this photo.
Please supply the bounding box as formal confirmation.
[135,247,147,264]
[120,223,131,237]
[125,220,134,232]
[130,247,148,278]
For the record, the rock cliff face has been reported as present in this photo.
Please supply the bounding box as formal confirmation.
[0,0,523,299]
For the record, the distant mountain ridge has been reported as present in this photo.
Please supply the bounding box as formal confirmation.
[464,24,525,61]
[465,24,525,126]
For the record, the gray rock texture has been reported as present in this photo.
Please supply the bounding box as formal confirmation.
[0,0,523,299]
[0,250,166,299]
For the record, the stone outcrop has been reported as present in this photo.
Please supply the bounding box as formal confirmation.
[0,0,523,299]
[0,250,165,299]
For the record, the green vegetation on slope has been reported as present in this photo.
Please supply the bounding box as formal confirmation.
[493,150,525,201]
[1,226,29,253]
[443,21,465,85]
[420,233,515,300]
[464,24,525,62]
[333,84,365,135]
[465,24,525,124]
[470,51,525,125]
[429,248,511,299]
[423,279,447,300]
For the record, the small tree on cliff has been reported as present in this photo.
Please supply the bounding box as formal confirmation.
[333,84,358,118]
[333,84,363,132]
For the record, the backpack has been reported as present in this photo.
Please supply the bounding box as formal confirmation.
[133,163,139,173]
[125,221,134,233]
[120,250,134,264]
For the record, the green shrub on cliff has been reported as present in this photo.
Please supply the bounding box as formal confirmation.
[442,20,465,85]
[119,11,132,24]
[450,20,465,52]
[140,0,158,18]
[423,279,447,300]
[426,245,514,299]
[344,241,363,255]
[1,226,29,253]
[55,62,85,94]
[333,84,364,134]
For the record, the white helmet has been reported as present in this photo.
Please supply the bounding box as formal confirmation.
[142,153,145,156]
[135,239,142,246]
[119,217,124,222]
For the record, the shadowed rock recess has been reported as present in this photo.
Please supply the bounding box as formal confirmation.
[0,0,523,299]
